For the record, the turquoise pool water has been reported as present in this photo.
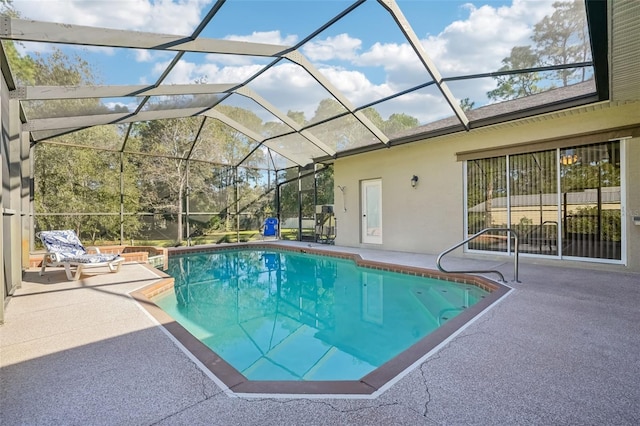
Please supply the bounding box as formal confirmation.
[154,248,488,382]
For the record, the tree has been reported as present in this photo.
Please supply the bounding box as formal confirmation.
[488,1,591,101]
[190,107,267,233]
[1,4,38,84]
[361,107,384,129]
[287,110,307,127]
[315,165,334,206]
[533,0,590,85]
[34,142,141,243]
[2,42,36,85]
[133,116,202,244]
[487,46,542,101]
[383,112,419,135]
[309,98,345,124]
[26,50,113,119]
[0,0,17,22]
[459,98,475,112]
[26,49,142,243]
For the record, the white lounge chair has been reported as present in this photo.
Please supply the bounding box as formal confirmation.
[37,229,124,281]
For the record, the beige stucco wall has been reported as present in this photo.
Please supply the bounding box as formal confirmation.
[334,100,640,272]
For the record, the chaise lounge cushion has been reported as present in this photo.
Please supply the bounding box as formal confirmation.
[38,229,124,280]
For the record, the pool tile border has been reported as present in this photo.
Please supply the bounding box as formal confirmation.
[132,242,511,396]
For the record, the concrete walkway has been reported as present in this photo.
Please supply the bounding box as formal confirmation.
[2,243,639,425]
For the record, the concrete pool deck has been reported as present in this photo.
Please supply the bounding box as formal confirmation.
[2,241,639,425]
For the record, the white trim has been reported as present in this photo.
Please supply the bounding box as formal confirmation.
[361,179,383,244]
[506,154,512,256]
[620,137,628,265]
[556,148,564,258]
[462,161,469,251]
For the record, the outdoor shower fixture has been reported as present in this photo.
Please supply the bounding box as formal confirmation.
[338,185,347,212]
[411,175,419,188]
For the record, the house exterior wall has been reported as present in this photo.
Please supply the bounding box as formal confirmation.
[334,100,640,272]
[626,132,640,271]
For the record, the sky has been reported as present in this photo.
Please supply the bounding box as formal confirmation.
[11,0,562,125]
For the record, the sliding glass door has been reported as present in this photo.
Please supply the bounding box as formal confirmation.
[560,143,621,259]
[509,151,558,255]
[466,141,622,262]
[466,157,507,252]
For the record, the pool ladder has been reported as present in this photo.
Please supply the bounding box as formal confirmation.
[436,227,520,283]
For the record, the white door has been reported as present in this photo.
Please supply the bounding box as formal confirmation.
[361,179,382,244]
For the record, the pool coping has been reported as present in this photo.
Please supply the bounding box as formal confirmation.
[130,242,511,396]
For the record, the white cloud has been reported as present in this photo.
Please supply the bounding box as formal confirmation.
[357,41,428,89]
[357,42,415,70]
[316,66,394,106]
[104,100,139,113]
[153,59,198,84]
[198,63,265,84]
[224,30,297,47]
[423,0,556,75]
[14,0,209,35]
[135,49,153,63]
[12,0,562,124]
[130,48,176,67]
[414,0,556,107]
[13,0,211,65]
[153,58,263,86]
[303,34,361,62]
[298,0,558,115]
[247,62,327,119]
[376,90,452,124]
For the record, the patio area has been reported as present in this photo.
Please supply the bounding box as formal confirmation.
[1,242,639,425]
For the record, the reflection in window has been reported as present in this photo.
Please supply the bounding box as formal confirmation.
[509,151,558,255]
[466,141,621,261]
[466,156,507,252]
[560,142,621,260]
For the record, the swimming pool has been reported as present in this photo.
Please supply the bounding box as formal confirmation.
[135,244,510,396]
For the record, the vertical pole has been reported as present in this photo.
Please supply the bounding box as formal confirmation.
[297,167,302,241]
[275,171,281,238]
[505,155,511,256]
[597,166,602,258]
[313,163,318,243]
[20,131,30,270]
[186,162,190,246]
[7,97,22,291]
[120,125,132,246]
[512,229,520,282]
[120,151,124,245]
[235,167,240,242]
[536,153,543,253]
[556,149,562,258]
[29,146,34,252]
[0,88,4,324]
[563,192,568,253]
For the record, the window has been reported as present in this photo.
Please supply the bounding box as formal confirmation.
[465,141,622,262]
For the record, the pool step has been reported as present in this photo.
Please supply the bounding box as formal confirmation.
[243,324,331,380]
[302,346,338,380]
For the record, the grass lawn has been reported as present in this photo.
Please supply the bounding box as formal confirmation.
[130,228,301,247]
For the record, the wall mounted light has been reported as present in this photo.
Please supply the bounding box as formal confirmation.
[410,175,419,188]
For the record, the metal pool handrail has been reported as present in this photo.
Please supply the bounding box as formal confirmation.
[436,227,520,283]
